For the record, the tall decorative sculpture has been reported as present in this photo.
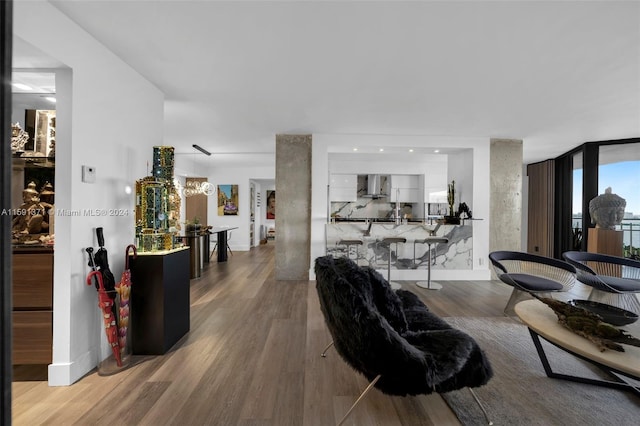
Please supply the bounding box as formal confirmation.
[589,187,626,230]
[135,146,181,252]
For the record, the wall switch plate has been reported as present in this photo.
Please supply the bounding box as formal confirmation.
[82,165,96,183]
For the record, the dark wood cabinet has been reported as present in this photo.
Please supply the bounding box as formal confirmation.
[12,248,53,364]
[129,247,190,355]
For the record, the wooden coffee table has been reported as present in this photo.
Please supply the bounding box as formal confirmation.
[515,299,640,396]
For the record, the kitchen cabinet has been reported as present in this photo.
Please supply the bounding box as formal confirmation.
[389,188,420,203]
[329,174,357,201]
[424,163,448,203]
[390,175,419,202]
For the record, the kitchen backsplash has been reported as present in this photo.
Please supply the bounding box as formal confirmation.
[331,199,417,219]
[331,175,419,219]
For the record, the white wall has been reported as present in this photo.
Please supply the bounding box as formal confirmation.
[312,134,492,280]
[448,150,474,210]
[14,1,165,386]
[205,166,275,251]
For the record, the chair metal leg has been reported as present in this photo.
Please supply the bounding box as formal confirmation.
[503,288,533,317]
[321,341,334,357]
[210,242,233,258]
[587,289,640,315]
[321,345,489,425]
[337,375,381,426]
[468,388,493,425]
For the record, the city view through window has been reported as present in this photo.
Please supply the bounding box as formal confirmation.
[573,159,640,258]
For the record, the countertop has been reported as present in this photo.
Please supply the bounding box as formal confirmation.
[332,217,431,223]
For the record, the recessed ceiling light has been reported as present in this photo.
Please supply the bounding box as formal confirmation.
[44,97,56,103]
[409,149,414,153]
[12,83,32,90]
[353,148,358,151]
[434,149,440,153]
[379,148,384,152]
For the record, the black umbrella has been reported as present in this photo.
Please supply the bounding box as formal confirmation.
[91,227,117,326]
[93,227,116,296]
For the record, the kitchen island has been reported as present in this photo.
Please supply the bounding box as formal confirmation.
[326,220,473,281]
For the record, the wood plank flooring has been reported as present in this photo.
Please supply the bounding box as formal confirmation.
[12,244,592,425]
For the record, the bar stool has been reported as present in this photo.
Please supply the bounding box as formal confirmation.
[381,237,406,290]
[415,237,449,290]
[337,239,363,262]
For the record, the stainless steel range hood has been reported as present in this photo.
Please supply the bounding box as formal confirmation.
[362,174,388,198]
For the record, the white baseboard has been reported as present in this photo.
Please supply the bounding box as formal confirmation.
[48,350,95,386]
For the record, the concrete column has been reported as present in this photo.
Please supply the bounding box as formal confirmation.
[275,134,312,280]
[490,139,523,254]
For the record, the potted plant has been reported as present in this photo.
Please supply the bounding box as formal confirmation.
[185,216,201,234]
[444,180,460,224]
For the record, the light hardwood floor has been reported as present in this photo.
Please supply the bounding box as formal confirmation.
[12,244,591,425]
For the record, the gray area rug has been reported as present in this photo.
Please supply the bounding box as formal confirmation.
[441,316,640,426]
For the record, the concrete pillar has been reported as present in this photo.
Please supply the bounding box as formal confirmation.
[275,134,312,280]
[490,139,523,254]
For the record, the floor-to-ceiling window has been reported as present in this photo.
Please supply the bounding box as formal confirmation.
[571,151,583,250]
[598,144,640,258]
[555,138,639,258]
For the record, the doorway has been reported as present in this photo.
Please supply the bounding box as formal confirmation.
[2,1,13,422]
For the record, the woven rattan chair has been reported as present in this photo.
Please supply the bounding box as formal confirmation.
[489,251,577,316]
[563,251,640,314]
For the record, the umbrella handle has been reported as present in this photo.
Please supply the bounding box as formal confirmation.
[96,227,105,248]
[125,244,137,270]
[86,247,96,270]
[86,270,105,291]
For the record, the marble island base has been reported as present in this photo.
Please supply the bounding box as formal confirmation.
[326,222,474,281]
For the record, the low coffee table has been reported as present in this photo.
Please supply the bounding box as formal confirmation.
[515,299,640,396]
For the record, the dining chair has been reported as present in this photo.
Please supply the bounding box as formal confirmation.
[210,231,233,260]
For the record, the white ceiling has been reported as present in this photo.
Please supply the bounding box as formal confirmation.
[14,1,640,165]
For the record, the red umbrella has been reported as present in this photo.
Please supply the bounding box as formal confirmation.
[86,270,122,367]
[116,244,137,360]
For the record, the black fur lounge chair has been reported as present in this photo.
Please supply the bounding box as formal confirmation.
[314,255,493,425]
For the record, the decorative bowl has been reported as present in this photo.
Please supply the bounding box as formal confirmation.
[568,300,639,327]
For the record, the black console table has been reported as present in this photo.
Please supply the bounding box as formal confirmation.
[129,247,190,355]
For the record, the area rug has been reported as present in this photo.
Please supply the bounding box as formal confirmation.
[441,316,640,426]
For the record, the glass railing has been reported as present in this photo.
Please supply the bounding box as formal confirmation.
[572,217,640,259]
[621,219,640,259]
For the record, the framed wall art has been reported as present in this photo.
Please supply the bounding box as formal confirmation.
[266,190,275,219]
[218,184,239,215]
